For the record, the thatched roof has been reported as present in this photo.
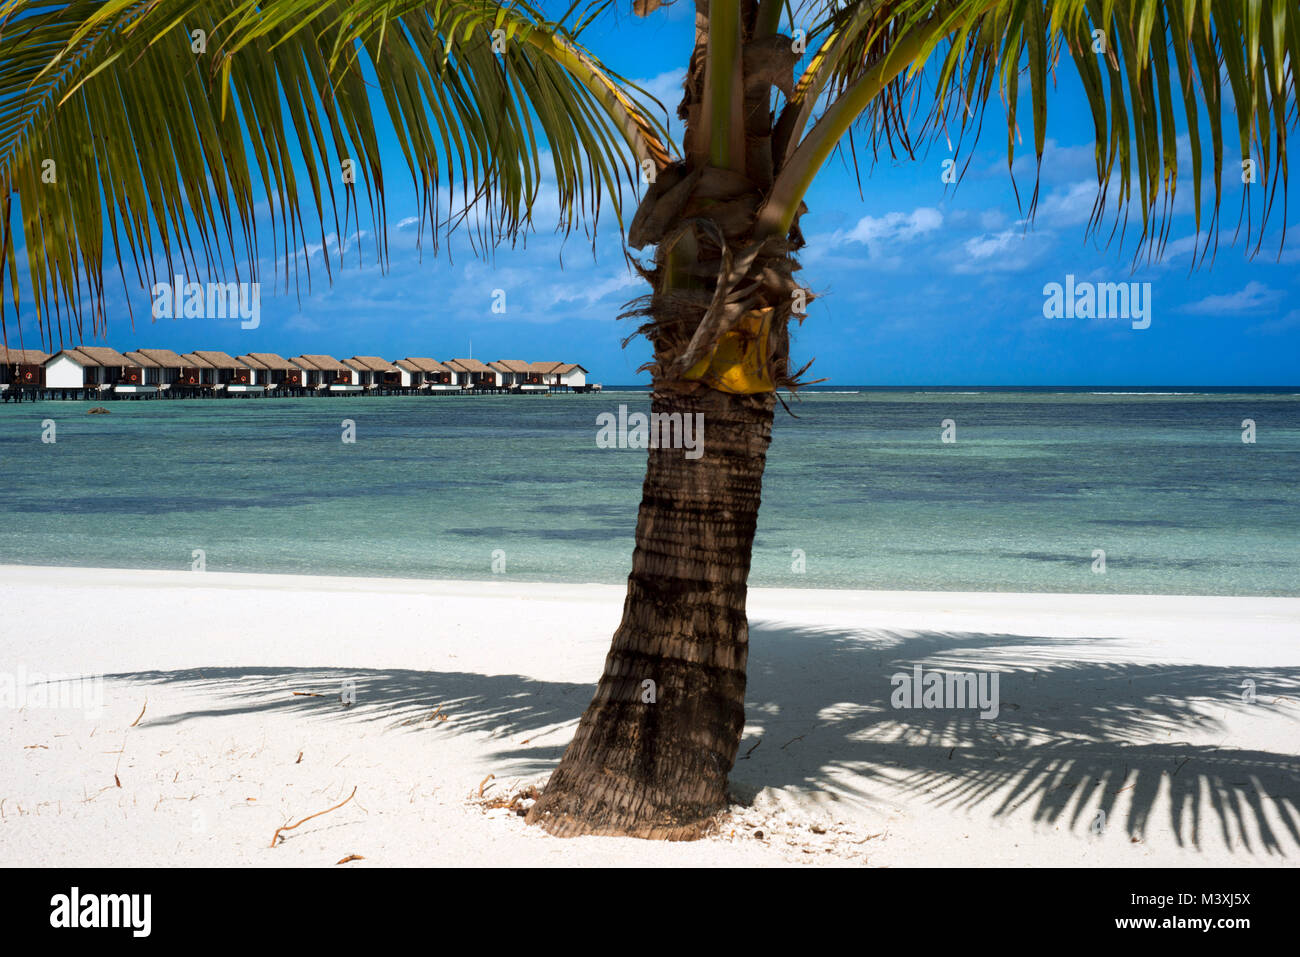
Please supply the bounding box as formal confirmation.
[242,352,296,371]
[531,361,587,375]
[45,348,95,366]
[56,345,132,367]
[347,355,398,373]
[397,357,449,373]
[133,349,189,367]
[22,344,583,377]
[293,354,347,372]
[0,347,50,364]
[122,350,161,368]
[445,358,493,373]
[491,359,532,374]
[342,357,394,376]
[190,350,246,369]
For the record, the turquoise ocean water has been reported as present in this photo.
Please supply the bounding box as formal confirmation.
[0,390,1296,595]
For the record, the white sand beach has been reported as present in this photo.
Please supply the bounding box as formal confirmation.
[1,564,1297,867]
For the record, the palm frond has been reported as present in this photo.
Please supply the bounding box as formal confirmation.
[0,0,671,346]
[763,0,1296,260]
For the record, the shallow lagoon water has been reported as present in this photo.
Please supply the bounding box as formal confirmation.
[1,390,1296,594]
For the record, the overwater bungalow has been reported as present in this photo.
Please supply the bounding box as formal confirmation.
[489,360,519,388]
[394,358,427,390]
[236,352,300,391]
[288,355,325,390]
[20,343,596,400]
[254,353,302,390]
[172,352,215,391]
[425,361,457,391]
[132,349,188,390]
[235,353,268,389]
[530,361,563,388]
[223,356,263,393]
[558,363,589,390]
[344,356,399,391]
[445,358,496,389]
[186,351,253,392]
[531,361,589,391]
[0,347,50,398]
[490,359,546,391]
[44,346,136,394]
[341,358,370,389]
[119,351,163,395]
[292,354,359,392]
[394,358,455,391]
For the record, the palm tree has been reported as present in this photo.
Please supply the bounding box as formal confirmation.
[1,0,1293,840]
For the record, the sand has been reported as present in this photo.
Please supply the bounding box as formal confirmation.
[1,564,1297,867]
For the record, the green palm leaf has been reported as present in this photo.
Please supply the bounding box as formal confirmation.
[0,0,672,344]
[760,0,1295,259]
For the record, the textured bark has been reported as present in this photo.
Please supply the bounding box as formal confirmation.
[527,0,804,840]
[526,386,776,839]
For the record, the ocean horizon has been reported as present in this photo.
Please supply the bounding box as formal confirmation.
[2,390,1296,596]
[602,384,1300,393]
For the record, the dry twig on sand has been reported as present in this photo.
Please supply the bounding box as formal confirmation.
[335,854,365,865]
[130,701,147,727]
[271,787,358,847]
[399,706,447,727]
[479,784,541,816]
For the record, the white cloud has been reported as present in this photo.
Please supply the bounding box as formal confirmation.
[948,225,1052,274]
[1034,180,1099,226]
[1160,234,1201,259]
[1183,281,1282,314]
[546,271,641,308]
[963,228,1019,259]
[843,207,943,247]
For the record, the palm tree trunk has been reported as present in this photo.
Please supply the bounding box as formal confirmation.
[527,385,776,839]
[528,0,802,839]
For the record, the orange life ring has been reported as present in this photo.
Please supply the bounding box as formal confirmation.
[187,376,196,384]
[23,371,32,381]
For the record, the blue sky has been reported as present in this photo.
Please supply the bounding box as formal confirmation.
[17,6,1300,385]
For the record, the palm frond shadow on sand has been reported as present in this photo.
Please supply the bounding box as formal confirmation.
[730,623,1300,857]
[115,621,1300,856]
